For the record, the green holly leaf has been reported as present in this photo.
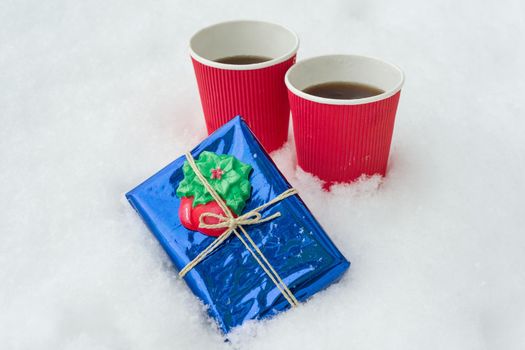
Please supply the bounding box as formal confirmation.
[182,162,194,180]
[198,155,216,176]
[175,151,252,214]
[213,179,231,197]
[225,187,243,214]
[176,179,192,197]
[237,163,252,178]
[224,170,241,184]
[219,157,234,172]
[238,179,251,194]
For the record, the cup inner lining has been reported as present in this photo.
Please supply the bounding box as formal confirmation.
[190,21,298,62]
[286,55,403,98]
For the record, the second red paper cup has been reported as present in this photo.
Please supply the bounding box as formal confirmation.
[286,55,404,186]
[190,21,299,152]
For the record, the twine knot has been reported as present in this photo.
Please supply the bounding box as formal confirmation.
[199,211,282,230]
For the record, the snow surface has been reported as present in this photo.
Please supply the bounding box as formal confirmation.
[1,0,525,349]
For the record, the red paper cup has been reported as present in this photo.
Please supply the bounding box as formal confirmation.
[190,20,299,152]
[285,55,404,186]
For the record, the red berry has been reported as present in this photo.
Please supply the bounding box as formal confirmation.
[210,167,224,179]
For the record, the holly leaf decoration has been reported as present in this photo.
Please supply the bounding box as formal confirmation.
[176,151,252,214]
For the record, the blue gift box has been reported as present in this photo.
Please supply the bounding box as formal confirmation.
[126,116,350,334]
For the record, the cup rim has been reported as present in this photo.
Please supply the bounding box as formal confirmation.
[189,20,299,71]
[285,54,405,105]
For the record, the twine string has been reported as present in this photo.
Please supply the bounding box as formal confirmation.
[178,152,299,307]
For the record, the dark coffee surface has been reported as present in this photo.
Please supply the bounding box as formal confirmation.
[303,81,384,100]
[215,55,272,65]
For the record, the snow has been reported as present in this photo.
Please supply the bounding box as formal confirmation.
[1,0,524,349]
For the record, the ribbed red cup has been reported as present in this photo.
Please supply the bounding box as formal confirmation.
[285,55,404,186]
[190,21,299,152]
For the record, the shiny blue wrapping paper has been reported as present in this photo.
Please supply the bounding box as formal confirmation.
[126,116,350,334]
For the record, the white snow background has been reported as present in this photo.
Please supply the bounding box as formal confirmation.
[1,0,524,349]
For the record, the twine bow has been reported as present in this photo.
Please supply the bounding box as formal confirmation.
[178,152,300,307]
